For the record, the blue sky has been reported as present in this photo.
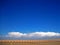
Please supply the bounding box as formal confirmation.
[0,0,60,36]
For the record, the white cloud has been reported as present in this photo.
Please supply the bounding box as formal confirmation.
[7,32,60,38]
[8,32,25,37]
[0,32,60,40]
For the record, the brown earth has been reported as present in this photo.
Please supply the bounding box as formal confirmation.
[0,39,60,45]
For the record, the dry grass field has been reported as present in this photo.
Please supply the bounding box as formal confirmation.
[0,39,60,45]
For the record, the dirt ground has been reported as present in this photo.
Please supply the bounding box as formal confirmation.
[0,40,60,45]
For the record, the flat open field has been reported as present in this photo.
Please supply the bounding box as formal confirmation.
[0,39,60,45]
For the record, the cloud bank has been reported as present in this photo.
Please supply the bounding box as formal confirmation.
[0,32,60,40]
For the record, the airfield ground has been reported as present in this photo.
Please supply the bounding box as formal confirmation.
[0,39,60,45]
